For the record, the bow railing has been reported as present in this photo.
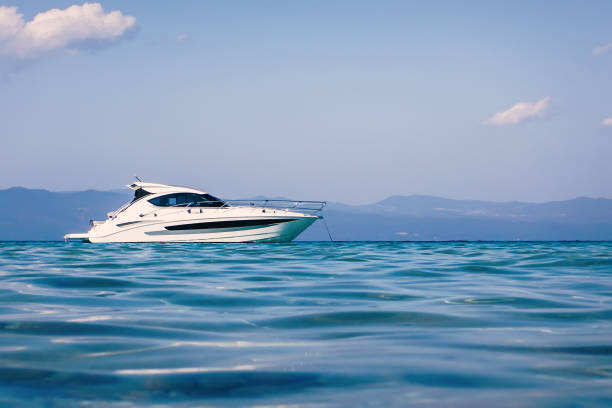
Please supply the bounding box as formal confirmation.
[221,199,326,214]
[125,199,327,219]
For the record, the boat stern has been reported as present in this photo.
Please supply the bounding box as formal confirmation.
[64,232,90,243]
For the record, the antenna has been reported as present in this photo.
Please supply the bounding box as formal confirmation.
[134,175,143,182]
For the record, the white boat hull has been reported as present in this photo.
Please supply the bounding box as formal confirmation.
[86,216,316,243]
[64,181,324,243]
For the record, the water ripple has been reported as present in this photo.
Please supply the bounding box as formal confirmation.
[0,241,611,407]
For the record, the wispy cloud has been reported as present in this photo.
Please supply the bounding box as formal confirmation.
[593,43,612,56]
[602,118,612,126]
[0,3,136,61]
[484,97,551,126]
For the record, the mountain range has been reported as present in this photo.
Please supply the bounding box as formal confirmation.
[1,187,611,241]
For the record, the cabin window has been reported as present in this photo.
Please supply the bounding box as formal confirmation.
[148,193,224,207]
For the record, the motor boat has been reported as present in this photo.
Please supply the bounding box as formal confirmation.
[64,181,325,243]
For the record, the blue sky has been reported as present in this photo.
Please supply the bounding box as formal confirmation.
[0,1,611,204]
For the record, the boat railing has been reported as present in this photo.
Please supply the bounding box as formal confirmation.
[135,199,326,218]
[220,199,326,214]
[108,202,131,219]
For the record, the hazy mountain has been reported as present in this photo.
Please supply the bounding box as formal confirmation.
[0,187,131,241]
[302,195,612,241]
[0,188,610,241]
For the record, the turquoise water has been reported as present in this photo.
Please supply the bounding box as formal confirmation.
[0,242,611,407]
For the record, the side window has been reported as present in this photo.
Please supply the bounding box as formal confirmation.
[201,194,224,207]
[149,194,179,207]
[149,193,224,207]
[148,196,164,206]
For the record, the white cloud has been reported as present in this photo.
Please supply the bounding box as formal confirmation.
[0,3,135,60]
[593,43,612,56]
[484,96,551,126]
[602,118,612,126]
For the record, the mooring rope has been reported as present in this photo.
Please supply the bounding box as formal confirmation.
[320,216,334,242]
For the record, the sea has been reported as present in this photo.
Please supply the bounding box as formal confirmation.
[0,241,611,407]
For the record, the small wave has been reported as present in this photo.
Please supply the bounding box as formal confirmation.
[0,241,611,406]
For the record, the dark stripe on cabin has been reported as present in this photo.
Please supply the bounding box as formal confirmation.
[117,221,143,227]
[164,218,297,231]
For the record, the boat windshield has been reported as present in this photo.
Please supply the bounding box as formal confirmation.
[132,188,152,202]
[148,193,225,207]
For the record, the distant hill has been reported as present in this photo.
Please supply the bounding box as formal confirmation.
[0,187,131,241]
[301,195,612,241]
[0,187,611,241]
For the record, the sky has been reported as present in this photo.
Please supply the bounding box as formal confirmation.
[0,1,611,204]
